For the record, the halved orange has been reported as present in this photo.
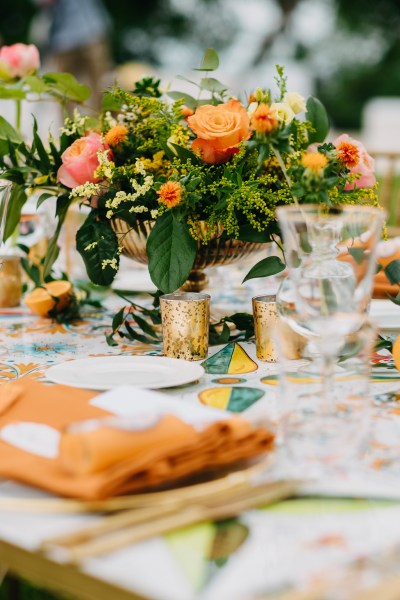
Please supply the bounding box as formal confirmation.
[393,334,400,371]
[25,281,72,317]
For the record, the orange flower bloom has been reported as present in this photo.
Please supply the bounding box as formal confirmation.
[181,106,194,119]
[250,103,278,134]
[301,152,328,172]
[157,181,183,208]
[188,99,250,164]
[336,140,360,168]
[104,125,129,147]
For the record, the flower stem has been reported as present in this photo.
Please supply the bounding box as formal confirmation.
[273,147,299,207]
[15,99,22,133]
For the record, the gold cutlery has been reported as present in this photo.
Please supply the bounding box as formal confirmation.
[41,479,299,563]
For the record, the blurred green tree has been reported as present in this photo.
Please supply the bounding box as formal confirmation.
[1,0,400,129]
[315,0,400,129]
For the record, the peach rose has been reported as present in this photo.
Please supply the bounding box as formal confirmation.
[0,43,40,80]
[334,134,376,189]
[57,133,111,188]
[187,99,250,164]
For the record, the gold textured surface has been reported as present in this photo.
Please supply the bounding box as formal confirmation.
[0,255,22,308]
[111,219,265,291]
[160,292,210,360]
[252,295,278,362]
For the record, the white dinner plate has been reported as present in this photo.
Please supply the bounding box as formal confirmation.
[369,299,400,331]
[45,356,205,390]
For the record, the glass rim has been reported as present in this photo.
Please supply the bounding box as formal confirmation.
[252,294,276,303]
[276,203,386,221]
[160,292,210,302]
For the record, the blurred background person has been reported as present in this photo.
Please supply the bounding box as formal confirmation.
[32,0,113,110]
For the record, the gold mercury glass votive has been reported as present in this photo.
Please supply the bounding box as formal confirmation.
[252,294,307,362]
[252,295,279,362]
[0,255,22,308]
[160,292,210,361]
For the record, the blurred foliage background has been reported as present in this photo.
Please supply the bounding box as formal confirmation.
[1,0,400,130]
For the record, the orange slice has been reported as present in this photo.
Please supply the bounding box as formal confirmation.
[25,281,72,317]
[392,334,400,371]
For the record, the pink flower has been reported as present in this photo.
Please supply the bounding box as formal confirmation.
[334,133,376,189]
[57,133,111,188]
[0,43,40,80]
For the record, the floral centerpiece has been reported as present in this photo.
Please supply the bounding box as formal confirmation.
[0,48,378,293]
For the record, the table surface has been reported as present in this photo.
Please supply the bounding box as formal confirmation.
[2,269,400,600]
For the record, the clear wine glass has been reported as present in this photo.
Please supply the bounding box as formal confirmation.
[276,204,385,412]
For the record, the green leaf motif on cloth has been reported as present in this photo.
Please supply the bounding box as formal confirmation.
[202,344,235,374]
[147,212,196,293]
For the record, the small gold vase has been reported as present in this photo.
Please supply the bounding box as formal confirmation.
[112,219,265,292]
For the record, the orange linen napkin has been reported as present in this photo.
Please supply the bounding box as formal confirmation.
[371,246,400,299]
[0,378,274,500]
[372,269,399,299]
[338,242,399,299]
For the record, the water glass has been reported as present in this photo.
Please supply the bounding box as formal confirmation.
[273,315,377,470]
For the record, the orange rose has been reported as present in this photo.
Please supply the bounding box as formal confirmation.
[187,99,250,164]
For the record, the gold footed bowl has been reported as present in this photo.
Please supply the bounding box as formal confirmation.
[112,219,265,292]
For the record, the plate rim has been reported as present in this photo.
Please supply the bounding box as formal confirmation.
[45,355,205,390]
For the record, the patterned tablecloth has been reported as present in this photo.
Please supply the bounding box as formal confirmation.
[2,271,400,600]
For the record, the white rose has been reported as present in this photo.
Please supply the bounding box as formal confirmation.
[284,92,307,115]
[270,102,295,125]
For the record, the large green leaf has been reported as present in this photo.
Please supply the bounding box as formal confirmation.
[306,97,329,144]
[195,48,219,72]
[23,75,47,93]
[0,116,23,144]
[242,255,286,283]
[42,72,91,103]
[167,91,198,109]
[384,259,400,285]
[32,117,51,170]
[199,77,227,94]
[76,212,120,286]
[147,213,197,293]
[3,184,27,242]
[101,91,123,111]
[0,86,25,100]
[43,195,72,278]
[237,223,276,243]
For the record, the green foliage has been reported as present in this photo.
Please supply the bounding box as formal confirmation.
[41,72,91,103]
[306,97,330,144]
[242,255,286,282]
[0,49,379,293]
[76,212,120,286]
[384,259,400,285]
[3,184,27,241]
[147,212,197,293]
[105,291,254,348]
[195,48,220,71]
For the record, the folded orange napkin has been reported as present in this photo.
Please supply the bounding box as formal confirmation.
[0,378,274,500]
[372,269,399,299]
[371,245,400,298]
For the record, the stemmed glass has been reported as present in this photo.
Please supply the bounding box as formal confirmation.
[276,204,385,412]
